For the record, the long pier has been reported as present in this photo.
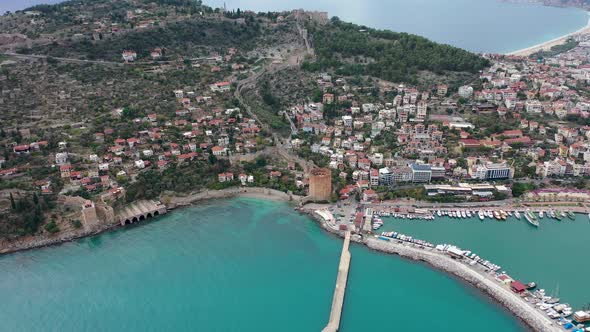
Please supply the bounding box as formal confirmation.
[322,230,351,332]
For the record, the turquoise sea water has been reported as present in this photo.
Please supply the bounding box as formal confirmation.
[0,198,525,331]
[383,213,590,308]
[1,0,588,54]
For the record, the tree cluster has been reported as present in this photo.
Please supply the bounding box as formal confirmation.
[303,18,489,84]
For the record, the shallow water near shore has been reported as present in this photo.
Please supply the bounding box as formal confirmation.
[383,213,590,308]
[0,198,525,331]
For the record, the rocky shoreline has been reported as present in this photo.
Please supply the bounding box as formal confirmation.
[301,209,560,332]
[0,194,567,331]
[0,187,302,255]
[0,224,120,255]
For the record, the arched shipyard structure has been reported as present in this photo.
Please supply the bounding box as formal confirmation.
[118,200,167,225]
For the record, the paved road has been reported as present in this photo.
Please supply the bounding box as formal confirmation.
[233,32,316,173]
[3,52,125,66]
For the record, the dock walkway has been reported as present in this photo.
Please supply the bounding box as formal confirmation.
[322,230,351,332]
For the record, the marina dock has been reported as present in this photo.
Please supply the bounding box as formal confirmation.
[323,230,351,332]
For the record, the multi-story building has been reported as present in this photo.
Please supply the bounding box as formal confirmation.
[458,85,473,98]
[410,163,432,182]
[471,162,513,180]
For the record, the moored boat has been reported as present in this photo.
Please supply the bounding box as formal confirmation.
[478,210,484,221]
[539,210,544,219]
[525,210,539,227]
[514,211,521,219]
[567,211,575,220]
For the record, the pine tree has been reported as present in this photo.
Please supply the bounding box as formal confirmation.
[9,193,15,210]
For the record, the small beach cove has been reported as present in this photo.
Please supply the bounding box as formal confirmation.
[0,198,527,332]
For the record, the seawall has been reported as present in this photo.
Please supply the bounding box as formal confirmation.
[301,209,560,332]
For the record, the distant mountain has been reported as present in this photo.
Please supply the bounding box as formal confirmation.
[503,0,590,10]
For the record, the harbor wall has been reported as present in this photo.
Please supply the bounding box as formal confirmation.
[300,208,561,332]
[365,238,560,332]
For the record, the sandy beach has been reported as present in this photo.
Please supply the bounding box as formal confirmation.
[507,13,590,56]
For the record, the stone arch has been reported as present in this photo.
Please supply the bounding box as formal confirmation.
[146,213,153,218]
[139,215,146,221]
[125,219,131,225]
[154,211,160,216]
[132,217,139,223]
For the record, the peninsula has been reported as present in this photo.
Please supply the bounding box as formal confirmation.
[1,0,590,331]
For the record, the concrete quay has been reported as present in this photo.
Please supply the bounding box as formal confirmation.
[322,230,351,332]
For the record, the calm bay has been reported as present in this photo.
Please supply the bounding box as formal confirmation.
[0,198,526,331]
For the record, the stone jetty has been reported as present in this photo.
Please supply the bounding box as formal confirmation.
[365,237,561,332]
[323,230,351,332]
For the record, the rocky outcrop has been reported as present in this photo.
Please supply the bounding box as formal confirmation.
[0,33,28,46]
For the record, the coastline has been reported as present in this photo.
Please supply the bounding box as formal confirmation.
[0,187,302,255]
[0,193,571,331]
[506,12,590,56]
[300,208,561,332]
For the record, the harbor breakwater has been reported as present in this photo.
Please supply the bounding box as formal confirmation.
[365,238,559,332]
[302,208,561,332]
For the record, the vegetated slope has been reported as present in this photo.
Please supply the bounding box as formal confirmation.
[25,18,265,61]
[303,18,490,85]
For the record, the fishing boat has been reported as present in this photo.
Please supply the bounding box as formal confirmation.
[567,211,576,220]
[478,210,485,221]
[555,210,563,221]
[525,210,539,227]
[500,210,507,221]
[514,211,521,219]
[372,218,384,230]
